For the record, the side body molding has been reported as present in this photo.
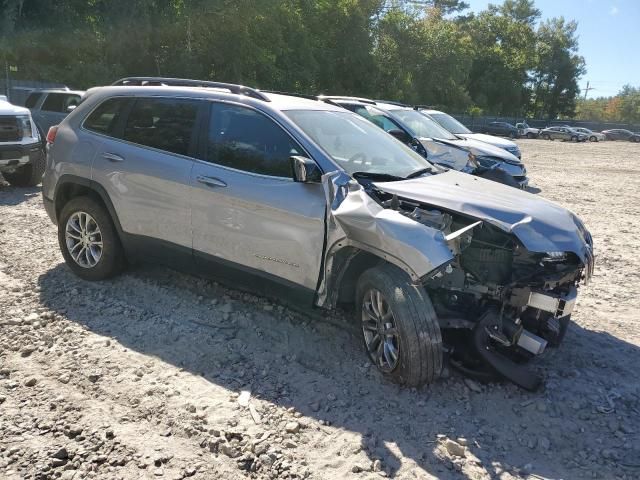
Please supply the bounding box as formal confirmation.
[315,171,454,308]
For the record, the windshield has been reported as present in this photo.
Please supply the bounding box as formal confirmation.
[389,109,458,141]
[427,112,472,135]
[285,110,432,178]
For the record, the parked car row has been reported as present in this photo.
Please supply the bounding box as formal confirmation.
[509,121,638,143]
[318,97,527,188]
[36,76,595,391]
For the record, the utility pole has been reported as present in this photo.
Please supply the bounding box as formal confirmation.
[4,60,9,100]
[583,81,595,99]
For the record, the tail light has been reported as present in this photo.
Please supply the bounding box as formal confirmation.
[46,125,59,144]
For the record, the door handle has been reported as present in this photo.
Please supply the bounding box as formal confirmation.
[196,175,227,188]
[102,152,124,162]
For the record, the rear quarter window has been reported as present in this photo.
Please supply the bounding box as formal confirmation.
[83,97,129,136]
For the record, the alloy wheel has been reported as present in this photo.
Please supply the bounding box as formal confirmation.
[65,211,103,268]
[361,288,400,372]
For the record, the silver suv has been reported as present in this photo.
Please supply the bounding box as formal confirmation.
[42,77,594,390]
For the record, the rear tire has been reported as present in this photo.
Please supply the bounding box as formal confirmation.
[356,264,443,387]
[571,136,577,142]
[589,136,597,142]
[58,196,125,281]
[3,150,46,187]
[526,132,535,139]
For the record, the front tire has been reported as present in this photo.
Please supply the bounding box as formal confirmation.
[589,136,597,142]
[58,196,125,281]
[3,150,46,187]
[356,264,443,387]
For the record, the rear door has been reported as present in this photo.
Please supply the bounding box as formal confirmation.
[190,102,326,291]
[90,96,203,252]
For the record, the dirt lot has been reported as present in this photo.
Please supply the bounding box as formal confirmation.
[1,139,639,480]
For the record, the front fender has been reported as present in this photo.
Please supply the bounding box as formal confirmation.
[315,171,454,308]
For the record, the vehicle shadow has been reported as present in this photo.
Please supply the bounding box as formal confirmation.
[0,179,42,205]
[36,262,640,479]
[525,185,542,194]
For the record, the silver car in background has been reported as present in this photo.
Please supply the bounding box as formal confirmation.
[25,88,85,137]
[324,97,528,188]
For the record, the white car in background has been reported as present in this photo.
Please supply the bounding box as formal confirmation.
[419,108,522,159]
[571,127,606,142]
[516,122,540,138]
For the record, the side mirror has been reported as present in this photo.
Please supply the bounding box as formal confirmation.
[67,104,77,113]
[290,156,322,183]
[387,128,411,144]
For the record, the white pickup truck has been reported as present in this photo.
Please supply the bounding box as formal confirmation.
[0,97,45,186]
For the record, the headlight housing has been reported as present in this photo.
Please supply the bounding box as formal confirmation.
[17,115,35,139]
[474,154,499,169]
[542,251,567,262]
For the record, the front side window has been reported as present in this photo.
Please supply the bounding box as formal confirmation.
[285,109,431,178]
[25,92,43,109]
[206,103,301,177]
[42,93,82,113]
[123,98,199,156]
[84,97,128,136]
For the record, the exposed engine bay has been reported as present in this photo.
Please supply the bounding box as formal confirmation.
[367,184,592,391]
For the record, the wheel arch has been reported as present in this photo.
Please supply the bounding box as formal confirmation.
[316,243,425,309]
[54,175,123,237]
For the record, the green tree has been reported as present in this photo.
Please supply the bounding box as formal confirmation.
[529,17,585,119]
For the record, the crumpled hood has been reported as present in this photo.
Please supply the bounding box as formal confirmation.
[437,136,522,165]
[0,100,29,116]
[373,170,593,264]
[458,133,518,149]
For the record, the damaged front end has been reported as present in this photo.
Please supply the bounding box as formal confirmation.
[318,170,594,391]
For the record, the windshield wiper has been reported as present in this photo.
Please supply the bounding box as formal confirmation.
[352,171,405,181]
[405,167,436,179]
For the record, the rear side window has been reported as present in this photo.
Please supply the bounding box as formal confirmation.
[123,98,200,156]
[84,97,128,136]
[205,103,301,177]
[25,92,43,109]
[41,93,82,113]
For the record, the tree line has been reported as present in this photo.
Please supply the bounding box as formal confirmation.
[576,86,640,125]
[1,0,587,119]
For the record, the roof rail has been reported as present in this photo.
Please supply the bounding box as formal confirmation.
[374,99,409,107]
[111,77,271,102]
[413,104,437,110]
[317,95,377,105]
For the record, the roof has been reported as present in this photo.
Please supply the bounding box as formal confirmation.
[420,109,444,115]
[375,101,411,112]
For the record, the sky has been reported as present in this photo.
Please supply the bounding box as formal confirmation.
[465,0,640,98]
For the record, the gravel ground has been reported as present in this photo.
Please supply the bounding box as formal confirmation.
[1,139,639,480]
